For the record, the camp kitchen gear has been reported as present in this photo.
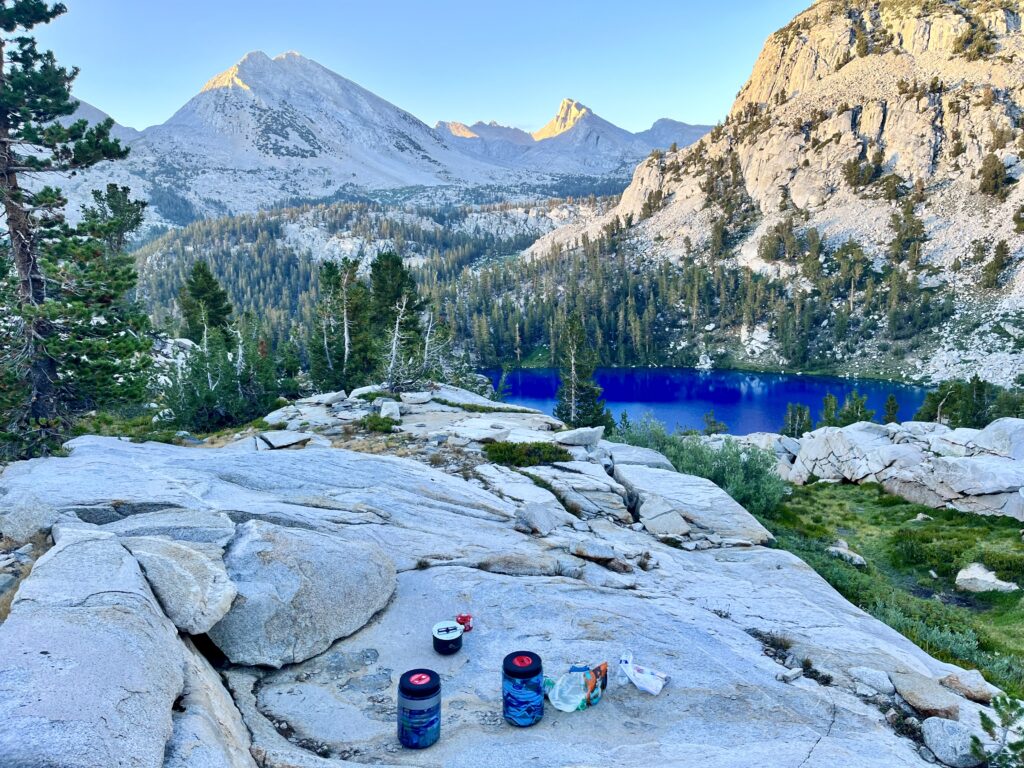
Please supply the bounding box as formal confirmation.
[432,620,464,655]
[502,651,544,727]
[397,669,441,749]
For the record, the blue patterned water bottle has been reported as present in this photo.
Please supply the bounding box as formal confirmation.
[397,669,441,749]
[502,651,544,727]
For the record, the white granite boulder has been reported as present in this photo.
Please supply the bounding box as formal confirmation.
[553,426,605,447]
[614,464,773,544]
[0,530,185,768]
[920,717,985,768]
[600,440,675,471]
[208,520,396,667]
[121,536,237,635]
[955,562,1020,593]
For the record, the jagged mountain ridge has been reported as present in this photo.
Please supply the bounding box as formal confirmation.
[526,0,1024,385]
[436,98,711,176]
[59,52,707,225]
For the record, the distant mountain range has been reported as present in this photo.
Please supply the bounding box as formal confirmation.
[436,99,709,176]
[61,51,710,225]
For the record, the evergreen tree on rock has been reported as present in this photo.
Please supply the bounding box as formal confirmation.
[0,3,143,456]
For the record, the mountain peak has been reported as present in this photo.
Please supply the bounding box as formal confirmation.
[200,50,323,94]
[532,98,592,141]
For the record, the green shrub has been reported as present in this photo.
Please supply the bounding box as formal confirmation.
[483,441,572,467]
[358,414,400,433]
[611,416,786,517]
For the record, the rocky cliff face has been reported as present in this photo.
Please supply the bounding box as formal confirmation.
[530,0,1024,384]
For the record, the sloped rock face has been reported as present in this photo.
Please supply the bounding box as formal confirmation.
[0,530,186,768]
[0,388,1009,767]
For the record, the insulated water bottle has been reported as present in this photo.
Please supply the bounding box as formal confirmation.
[502,651,544,727]
[397,669,441,749]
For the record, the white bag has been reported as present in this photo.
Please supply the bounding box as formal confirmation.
[616,650,668,695]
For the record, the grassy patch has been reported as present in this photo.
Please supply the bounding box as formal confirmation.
[432,398,535,414]
[358,414,401,433]
[483,441,572,467]
[72,410,180,444]
[354,390,399,402]
[759,482,1024,695]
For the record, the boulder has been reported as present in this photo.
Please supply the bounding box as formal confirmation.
[920,717,985,768]
[940,670,1001,704]
[827,545,867,567]
[570,539,617,562]
[121,536,237,635]
[400,391,432,405]
[554,426,605,447]
[378,400,402,421]
[973,418,1024,460]
[297,391,347,406]
[514,502,578,536]
[849,667,896,695]
[599,440,675,471]
[208,520,396,667]
[955,563,1019,593]
[528,462,631,523]
[614,464,773,544]
[0,530,185,768]
[165,638,257,768]
[890,671,962,720]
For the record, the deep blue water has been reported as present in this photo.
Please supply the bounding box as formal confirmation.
[486,368,930,436]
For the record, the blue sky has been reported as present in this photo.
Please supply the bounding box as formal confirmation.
[38,1,809,132]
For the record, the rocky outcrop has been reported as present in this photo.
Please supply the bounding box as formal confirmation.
[745,418,1024,521]
[122,536,237,635]
[921,717,985,768]
[0,385,1008,768]
[0,530,185,768]
[208,520,396,667]
[614,463,774,544]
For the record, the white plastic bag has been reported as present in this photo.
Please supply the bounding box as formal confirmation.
[616,650,668,695]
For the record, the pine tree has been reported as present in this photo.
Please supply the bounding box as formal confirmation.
[884,393,900,424]
[979,153,1011,198]
[982,240,1011,289]
[163,314,277,432]
[179,261,232,341]
[553,312,612,429]
[702,409,728,435]
[0,1,132,455]
[817,393,839,428]
[783,403,812,437]
[837,390,875,426]
[53,184,151,409]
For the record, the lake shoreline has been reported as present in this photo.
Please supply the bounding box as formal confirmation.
[486,367,930,436]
